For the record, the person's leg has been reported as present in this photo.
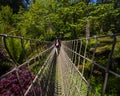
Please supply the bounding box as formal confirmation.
[55,47,58,55]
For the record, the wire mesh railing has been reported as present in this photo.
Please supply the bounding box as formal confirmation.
[61,45,97,96]
[62,33,120,96]
[0,34,56,96]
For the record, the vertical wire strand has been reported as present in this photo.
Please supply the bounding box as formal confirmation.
[74,40,78,65]
[77,40,83,69]
[79,38,88,94]
[72,40,75,62]
[87,37,98,96]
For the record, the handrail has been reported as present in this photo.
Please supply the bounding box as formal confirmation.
[0,34,51,42]
[63,33,120,42]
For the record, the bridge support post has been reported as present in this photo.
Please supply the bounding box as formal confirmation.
[102,35,116,96]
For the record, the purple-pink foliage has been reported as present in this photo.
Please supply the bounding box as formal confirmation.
[0,66,35,96]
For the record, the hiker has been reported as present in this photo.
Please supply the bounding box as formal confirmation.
[55,39,61,55]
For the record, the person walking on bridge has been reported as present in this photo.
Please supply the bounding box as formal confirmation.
[55,39,61,55]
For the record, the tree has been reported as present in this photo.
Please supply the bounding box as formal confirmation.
[0,6,14,34]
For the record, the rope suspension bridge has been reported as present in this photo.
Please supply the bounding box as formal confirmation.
[0,34,120,96]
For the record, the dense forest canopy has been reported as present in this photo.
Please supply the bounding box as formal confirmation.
[0,0,120,40]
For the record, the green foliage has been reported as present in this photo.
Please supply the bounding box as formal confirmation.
[0,0,120,39]
[0,6,14,34]
[6,38,22,62]
[0,0,25,13]
[0,0,119,40]
[6,38,30,63]
[91,76,102,96]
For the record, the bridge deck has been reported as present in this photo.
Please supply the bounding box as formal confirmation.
[54,49,64,96]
